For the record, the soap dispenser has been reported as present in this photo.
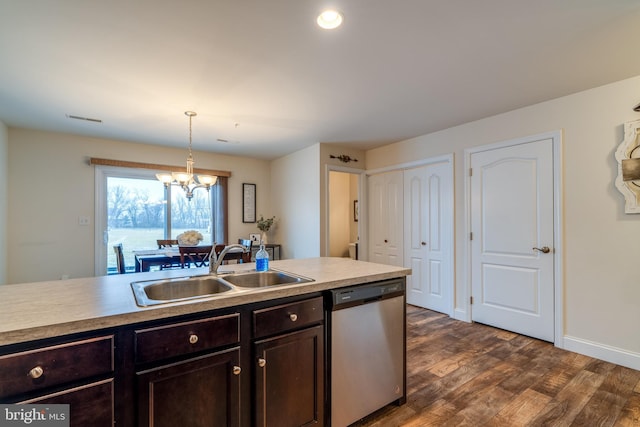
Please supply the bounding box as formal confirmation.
[255,243,269,272]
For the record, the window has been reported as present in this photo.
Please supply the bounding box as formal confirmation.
[95,167,227,275]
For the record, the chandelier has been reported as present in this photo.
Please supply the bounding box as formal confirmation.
[156,111,217,200]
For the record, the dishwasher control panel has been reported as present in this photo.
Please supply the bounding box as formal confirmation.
[331,279,405,308]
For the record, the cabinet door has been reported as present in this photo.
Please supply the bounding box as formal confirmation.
[254,326,324,427]
[137,348,241,427]
[20,379,114,427]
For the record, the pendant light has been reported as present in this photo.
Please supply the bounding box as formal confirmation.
[156,111,217,200]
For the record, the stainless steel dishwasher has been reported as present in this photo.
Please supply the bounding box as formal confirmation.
[328,278,406,427]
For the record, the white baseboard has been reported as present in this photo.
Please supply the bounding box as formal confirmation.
[563,335,640,371]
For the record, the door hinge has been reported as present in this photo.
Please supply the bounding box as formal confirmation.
[470,296,474,305]
[470,232,473,241]
[469,168,473,177]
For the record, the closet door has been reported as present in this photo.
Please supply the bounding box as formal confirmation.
[368,171,403,266]
[404,161,453,314]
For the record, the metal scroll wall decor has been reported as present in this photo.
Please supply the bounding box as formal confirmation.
[614,119,640,213]
[330,154,358,163]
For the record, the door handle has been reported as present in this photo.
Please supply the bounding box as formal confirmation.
[533,246,551,254]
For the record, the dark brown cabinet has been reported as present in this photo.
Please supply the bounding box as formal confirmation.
[254,325,324,427]
[0,292,331,427]
[0,335,115,427]
[252,296,324,427]
[136,348,241,427]
[133,312,241,427]
[20,379,114,427]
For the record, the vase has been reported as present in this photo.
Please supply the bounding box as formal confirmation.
[261,232,268,244]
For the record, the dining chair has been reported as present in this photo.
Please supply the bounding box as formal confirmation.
[214,244,227,265]
[238,239,253,263]
[156,239,181,269]
[113,244,126,274]
[179,245,213,268]
[157,239,179,249]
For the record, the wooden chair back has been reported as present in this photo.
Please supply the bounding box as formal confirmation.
[179,245,213,268]
[156,239,181,269]
[238,239,253,263]
[157,239,179,249]
[113,244,126,274]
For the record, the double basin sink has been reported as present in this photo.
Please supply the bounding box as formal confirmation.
[131,270,314,307]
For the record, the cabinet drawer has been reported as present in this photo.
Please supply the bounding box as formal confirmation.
[135,313,240,364]
[253,296,324,338]
[0,335,114,399]
[20,379,114,427]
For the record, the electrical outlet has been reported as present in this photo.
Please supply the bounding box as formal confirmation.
[78,216,90,226]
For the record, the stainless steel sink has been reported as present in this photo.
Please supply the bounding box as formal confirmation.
[131,270,314,306]
[222,270,313,288]
[131,276,233,306]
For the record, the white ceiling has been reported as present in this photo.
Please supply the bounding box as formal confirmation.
[1,0,640,160]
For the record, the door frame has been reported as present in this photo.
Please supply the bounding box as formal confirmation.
[464,131,564,348]
[324,164,367,260]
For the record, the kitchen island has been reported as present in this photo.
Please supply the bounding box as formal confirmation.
[0,257,410,427]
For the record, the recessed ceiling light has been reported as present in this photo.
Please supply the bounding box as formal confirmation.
[317,10,343,29]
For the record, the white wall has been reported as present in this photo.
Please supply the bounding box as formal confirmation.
[270,144,321,259]
[0,120,7,285]
[7,128,271,283]
[366,75,640,367]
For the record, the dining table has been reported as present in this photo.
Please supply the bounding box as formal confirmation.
[133,246,246,272]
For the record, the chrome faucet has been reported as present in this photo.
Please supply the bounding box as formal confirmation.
[209,244,249,274]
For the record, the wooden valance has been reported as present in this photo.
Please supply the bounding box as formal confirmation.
[89,157,231,177]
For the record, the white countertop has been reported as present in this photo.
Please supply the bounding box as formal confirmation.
[0,257,410,346]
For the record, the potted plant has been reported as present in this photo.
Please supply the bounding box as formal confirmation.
[256,215,275,244]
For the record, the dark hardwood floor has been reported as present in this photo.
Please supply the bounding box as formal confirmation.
[357,305,640,427]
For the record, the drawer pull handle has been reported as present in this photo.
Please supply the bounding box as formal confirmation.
[232,366,242,375]
[28,366,44,379]
[258,358,267,368]
[289,313,298,322]
[189,334,199,344]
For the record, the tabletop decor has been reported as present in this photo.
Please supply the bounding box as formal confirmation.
[257,215,275,244]
[177,230,203,246]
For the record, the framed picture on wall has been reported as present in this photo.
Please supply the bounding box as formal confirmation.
[243,183,256,223]
[354,200,359,222]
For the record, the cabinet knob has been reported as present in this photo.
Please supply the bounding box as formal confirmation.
[232,366,242,375]
[28,366,44,379]
[421,242,427,246]
[189,334,199,344]
[384,239,388,243]
[258,358,267,368]
[289,313,298,322]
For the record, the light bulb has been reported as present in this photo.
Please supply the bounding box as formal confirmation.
[317,10,343,29]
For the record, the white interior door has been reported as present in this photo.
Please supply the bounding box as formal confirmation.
[404,161,453,314]
[470,138,555,341]
[368,171,404,266]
